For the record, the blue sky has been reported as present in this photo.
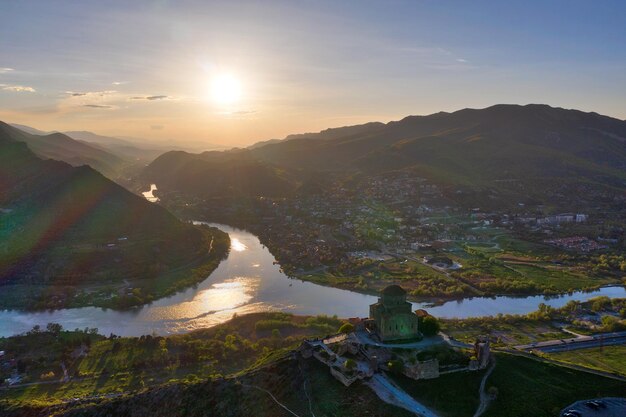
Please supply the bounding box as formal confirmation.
[0,0,624,145]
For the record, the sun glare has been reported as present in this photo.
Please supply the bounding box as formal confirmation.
[211,74,242,105]
[230,237,247,252]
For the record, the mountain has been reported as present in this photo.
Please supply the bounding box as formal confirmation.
[5,123,128,178]
[251,104,626,175]
[147,104,626,208]
[0,122,209,304]
[63,130,164,163]
[143,149,297,197]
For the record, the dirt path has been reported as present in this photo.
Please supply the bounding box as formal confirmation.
[473,359,496,417]
[241,383,302,417]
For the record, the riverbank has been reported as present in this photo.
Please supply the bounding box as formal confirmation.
[0,224,625,339]
[0,225,230,312]
[0,312,345,406]
[188,214,624,304]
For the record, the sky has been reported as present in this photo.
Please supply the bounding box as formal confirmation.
[1,0,625,147]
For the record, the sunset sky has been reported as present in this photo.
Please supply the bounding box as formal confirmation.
[1,0,625,147]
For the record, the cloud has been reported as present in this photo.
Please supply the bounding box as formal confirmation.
[151,125,164,130]
[456,58,468,63]
[0,67,14,73]
[83,104,113,109]
[131,95,169,100]
[2,85,36,92]
[112,81,129,86]
[66,90,116,97]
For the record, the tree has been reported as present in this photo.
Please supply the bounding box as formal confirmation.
[46,322,63,336]
[419,315,440,336]
[338,322,355,334]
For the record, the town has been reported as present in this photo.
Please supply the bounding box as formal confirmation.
[160,172,626,301]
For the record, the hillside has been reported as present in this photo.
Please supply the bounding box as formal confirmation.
[252,104,626,178]
[2,123,128,179]
[1,314,625,417]
[0,123,227,310]
[141,105,626,209]
[248,105,626,208]
[143,149,298,197]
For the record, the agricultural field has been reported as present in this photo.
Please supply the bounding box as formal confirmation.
[546,345,626,377]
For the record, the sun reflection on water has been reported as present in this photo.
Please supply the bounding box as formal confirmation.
[230,237,247,252]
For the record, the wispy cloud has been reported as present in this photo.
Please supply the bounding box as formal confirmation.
[151,125,164,130]
[131,95,169,100]
[0,67,14,74]
[83,104,113,109]
[456,58,468,63]
[2,85,36,92]
[65,90,116,97]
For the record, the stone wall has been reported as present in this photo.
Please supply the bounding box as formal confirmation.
[403,359,440,380]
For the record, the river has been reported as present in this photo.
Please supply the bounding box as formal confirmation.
[1,223,624,337]
[142,184,159,202]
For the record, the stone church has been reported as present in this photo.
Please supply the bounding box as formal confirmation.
[369,285,420,342]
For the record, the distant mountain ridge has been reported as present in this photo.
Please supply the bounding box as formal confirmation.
[3,122,128,178]
[147,104,626,205]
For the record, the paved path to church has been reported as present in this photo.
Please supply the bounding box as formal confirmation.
[367,372,440,417]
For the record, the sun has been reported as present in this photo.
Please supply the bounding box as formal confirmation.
[211,74,242,105]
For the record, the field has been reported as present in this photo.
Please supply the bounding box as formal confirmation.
[441,318,570,346]
[0,313,344,406]
[483,353,626,417]
[546,345,626,377]
[391,353,626,417]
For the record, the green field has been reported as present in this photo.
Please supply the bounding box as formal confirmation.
[392,353,626,417]
[0,313,344,406]
[483,353,626,417]
[546,345,626,377]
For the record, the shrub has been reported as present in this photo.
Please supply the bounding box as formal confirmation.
[338,322,355,334]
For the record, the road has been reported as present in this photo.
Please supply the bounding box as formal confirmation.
[515,330,626,353]
[366,373,440,417]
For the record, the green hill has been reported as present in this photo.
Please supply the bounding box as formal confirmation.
[0,122,226,310]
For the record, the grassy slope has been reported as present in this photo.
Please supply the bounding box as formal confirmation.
[546,345,626,377]
[483,353,626,417]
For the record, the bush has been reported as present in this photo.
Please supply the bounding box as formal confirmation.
[338,322,355,334]
[419,315,440,336]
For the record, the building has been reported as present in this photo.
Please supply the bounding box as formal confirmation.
[369,285,420,342]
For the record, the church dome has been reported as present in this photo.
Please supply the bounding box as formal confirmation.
[381,285,406,296]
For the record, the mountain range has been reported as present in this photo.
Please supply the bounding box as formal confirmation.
[4,123,129,178]
[144,104,626,206]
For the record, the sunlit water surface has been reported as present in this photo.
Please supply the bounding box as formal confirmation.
[1,223,624,337]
